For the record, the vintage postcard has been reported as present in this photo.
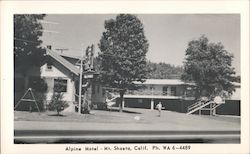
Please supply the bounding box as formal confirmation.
[1,0,249,154]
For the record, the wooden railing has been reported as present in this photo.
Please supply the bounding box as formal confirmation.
[187,100,222,115]
[125,90,176,96]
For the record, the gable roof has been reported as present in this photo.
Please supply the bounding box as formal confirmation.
[46,49,80,76]
[59,53,82,60]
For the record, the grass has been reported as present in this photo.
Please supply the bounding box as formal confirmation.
[14,107,240,131]
[14,109,145,123]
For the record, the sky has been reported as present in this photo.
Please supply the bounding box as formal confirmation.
[41,14,240,75]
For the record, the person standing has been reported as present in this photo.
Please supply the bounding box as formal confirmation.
[156,102,162,117]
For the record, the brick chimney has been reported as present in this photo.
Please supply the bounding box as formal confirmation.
[47,45,52,50]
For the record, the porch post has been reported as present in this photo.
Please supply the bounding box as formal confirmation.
[210,103,212,116]
[122,99,125,109]
[151,98,154,110]
[213,104,216,116]
[71,79,75,106]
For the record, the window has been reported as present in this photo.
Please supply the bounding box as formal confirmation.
[163,86,168,95]
[185,87,194,97]
[149,86,155,94]
[47,64,52,70]
[150,86,155,90]
[46,60,53,71]
[171,86,176,96]
[54,79,67,92]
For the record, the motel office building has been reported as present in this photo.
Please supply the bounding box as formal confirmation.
[15,48,81,111]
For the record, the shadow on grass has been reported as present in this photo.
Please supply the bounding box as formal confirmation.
[106,108,141,114]
[47,113,66,117]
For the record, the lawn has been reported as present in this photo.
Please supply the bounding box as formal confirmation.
[14,109,145,123]
[14,107,240,131]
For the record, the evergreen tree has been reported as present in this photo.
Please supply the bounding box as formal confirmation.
[14,14,46,72]
[14,14,47,110]
[146,61,183,79]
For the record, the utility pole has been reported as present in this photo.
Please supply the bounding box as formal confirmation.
[78,49,84,114]
[77,45,95,114]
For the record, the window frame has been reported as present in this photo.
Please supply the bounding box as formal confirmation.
[46,59,53,71]
[54,78,68,93]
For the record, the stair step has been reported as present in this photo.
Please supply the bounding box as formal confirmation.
[187,101,213,115]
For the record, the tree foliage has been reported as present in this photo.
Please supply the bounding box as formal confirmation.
[146,61,183,79]
[28,77,48,93]
[14,14,46,72]
[98,14,149,111]
[181,35,237,99]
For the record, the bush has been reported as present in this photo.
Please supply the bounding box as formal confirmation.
[48,92,68,115]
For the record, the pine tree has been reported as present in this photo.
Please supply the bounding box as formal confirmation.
[14,14,46,72]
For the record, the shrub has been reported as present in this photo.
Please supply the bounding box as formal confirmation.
[48,92,68,115]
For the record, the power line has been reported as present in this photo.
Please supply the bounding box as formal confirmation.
[14,38,81,51]
[14,38,146,61]
[42,30,60,34]
[38,20,59,25]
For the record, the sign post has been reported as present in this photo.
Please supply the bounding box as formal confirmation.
[78,53,84,114]
[77,44,97,114]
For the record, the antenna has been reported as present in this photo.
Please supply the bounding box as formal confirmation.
[55,48,69,54]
